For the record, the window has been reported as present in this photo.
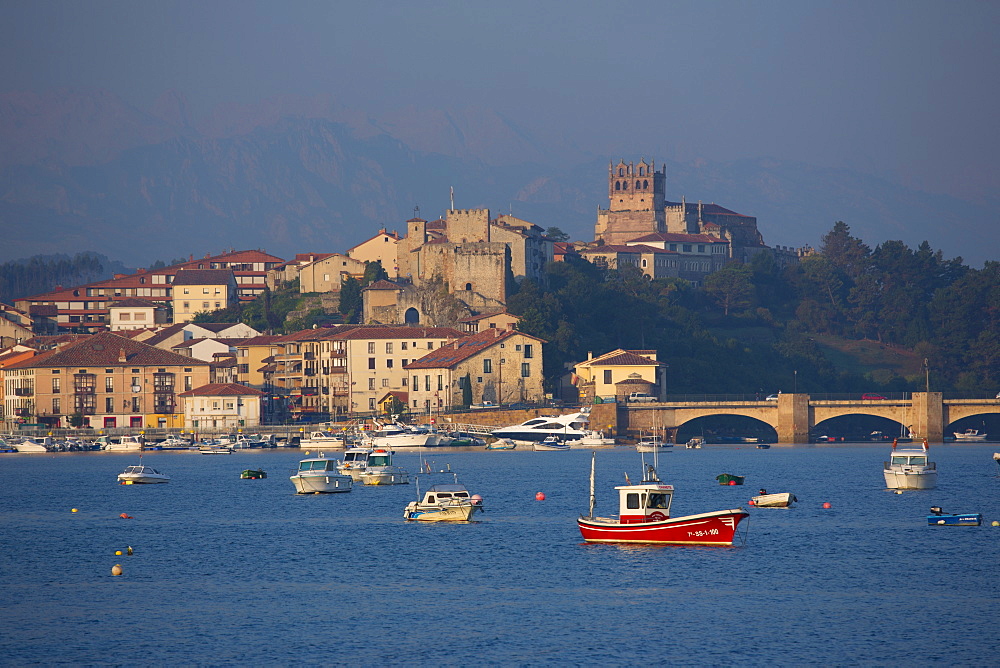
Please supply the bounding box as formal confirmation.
[385,342,393,354]
[483,359,492,373]
[203,288,210,294]
[52,378,60,393]
[424,375,430,392]
[368,342,376,354]
[106,377,114,392]
[212,401,219,409]
[184,376,192,391]
[368,358,376,370]
[604,370,612,384]
[202,302,209,309]
[381,378,389,388]
[427,342,434,350]
[683,244,691,253]
[698,245,705,253]
[402,377,408,387]
[522,363,530,378]
[524,344,533,359]
[437,375,443,391]
[106,397,114,413]
[368,378,375,390]
[215,302,220,308]
[225,401,234,410]
[386,359,393,369]
[626,493,641,510]
[369,398,376,411]
[413,376,419,391]
[477,377,483,384]
[183,288,190,294]
[131,397,141,412]
[120,313,131,321]
[52,398,61,413]
[401,342,408,351]
[183,302,189,309]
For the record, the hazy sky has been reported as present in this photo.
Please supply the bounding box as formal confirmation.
[3,0,999,202]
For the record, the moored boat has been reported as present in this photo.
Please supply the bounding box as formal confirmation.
[685,437,703,449]
[883,440,936,489]
[336,445,373,480]
[490,410,591,444]
[485,438,516,450]
[568,430,616,448]
[241,469,267,479]
[290,454,353,494]
[358,448,409,485]
[750,489,796,507]
[97,435,144,451]
[577,453,749,546]
[533,436,571,451]
[994,452,1000,469]
[12,437,50,453]
[716,473,745,485]
[927,507,981,526]
[298,430,350,449]
[118,463,170,484]
[953,429,987,441]
[403,479,484,522]
[636,435,672,453]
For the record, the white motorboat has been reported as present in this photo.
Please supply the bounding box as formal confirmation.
[568,430,617,448]
[490,410,591,444]
[883,440,937,489]
[358,448,409,485]
[685,437,703,449]
[485,438,517,450]
[403,479,483,522]
[636,435,673,453]
[534,436,571,451]
[298,431,349,449]
[290,454,353,494]
[750,489,796,507]
[96,435,144,451]
[366,421,446,449]
[159,435,194,449]
[197,439,233,454]
[337,445,374,480]
[12,437,50,453]
[118,463,170,484]
[953,429,987,441]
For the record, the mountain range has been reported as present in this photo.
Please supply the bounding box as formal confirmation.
[0,89,993,267]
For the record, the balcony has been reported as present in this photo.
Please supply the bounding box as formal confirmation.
[303,352,316,360]
[14,388,33,397]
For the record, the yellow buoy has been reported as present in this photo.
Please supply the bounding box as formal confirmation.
[111,564,123,576]
[992,521,999,527]
[71,508,78,513]
[115,550,122,556]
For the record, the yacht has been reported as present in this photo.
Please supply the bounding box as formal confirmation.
[96,435,144,451]
[366,421,447,449]
[298,431,350,449]
[13,437,50,453]
[490,410,591,444]
[358,448,409,485]
[118,463,170,484]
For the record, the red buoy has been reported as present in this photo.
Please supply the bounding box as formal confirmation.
[748,499,755,506]
[535,492,546,501]
[728,480,737,486]
[822,502,832,509]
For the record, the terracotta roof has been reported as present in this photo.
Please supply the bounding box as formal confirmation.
[457,311,519,323]
[29,304,58,316]
[195,323,249,334]
[581,244,675,254]
[577,349,660,368]
[107,298,159,308]
[171,269,236,286]
[5,331,210,369]
[141,324,187,346]
[404,328,544,370]
[178,383,264,397]
[238,335,283,346]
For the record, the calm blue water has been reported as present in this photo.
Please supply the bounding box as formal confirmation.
[1,443,998,666]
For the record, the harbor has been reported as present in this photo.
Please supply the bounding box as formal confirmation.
[0,442,997,665]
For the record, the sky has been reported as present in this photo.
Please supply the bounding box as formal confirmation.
[2,0,999,203]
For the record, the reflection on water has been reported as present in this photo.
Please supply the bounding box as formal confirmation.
[1,443,998,664]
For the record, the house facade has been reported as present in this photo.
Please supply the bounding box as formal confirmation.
[178,382,263,429]
[573,349,664,402]
[170,269,239,322]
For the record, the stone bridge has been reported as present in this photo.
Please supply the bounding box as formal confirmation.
[590,393,1000,444]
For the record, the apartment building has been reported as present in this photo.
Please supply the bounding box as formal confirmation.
[404,327,546,412]
[178,383,264,429]
[2,331,211,429]
[170,269,239,322]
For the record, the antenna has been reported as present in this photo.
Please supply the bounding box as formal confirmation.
[413,205,420,219]
[449,186,455,211]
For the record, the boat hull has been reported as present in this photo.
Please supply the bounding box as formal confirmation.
[533,442,570,451]
[927,513,982,526]
[117,474,170,484]
[404,503,480,522]
[578,508,749,546]
[290,473,353,494]
[751,492,795,508]
[883,468,937,489]
[359,469,409,485]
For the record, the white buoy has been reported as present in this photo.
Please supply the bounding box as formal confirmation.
[992,521,999,527]
[111,564,123,576]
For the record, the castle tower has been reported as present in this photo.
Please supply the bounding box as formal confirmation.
[595,158,666,245]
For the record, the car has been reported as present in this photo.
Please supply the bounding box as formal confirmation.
[765,394,779,401]
[861,393,887,400]
[626,393,657,403]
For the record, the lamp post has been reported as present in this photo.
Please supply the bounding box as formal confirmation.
[924,358,930,393]
[498,358,505,408]
[794,370,798,394]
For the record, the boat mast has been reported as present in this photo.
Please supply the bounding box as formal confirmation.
[588,451,596,518]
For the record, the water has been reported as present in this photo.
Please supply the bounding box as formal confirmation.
[1,444,998,665]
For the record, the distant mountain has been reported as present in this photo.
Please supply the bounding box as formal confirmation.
[0,89,993,267]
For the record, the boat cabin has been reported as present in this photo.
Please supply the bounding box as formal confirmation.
[613,482,674,524]
[420,484,472,505]
[367,449,394,467]
[122,465,162,475]
[297,457,338,472]
[889,452,929,467]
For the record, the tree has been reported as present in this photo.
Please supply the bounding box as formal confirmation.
[338,276,362,323]
[362,261,389,286]
[545,227,571,242]
[704,263,754,316]
[461,374,473,408]
[820,221,871,280]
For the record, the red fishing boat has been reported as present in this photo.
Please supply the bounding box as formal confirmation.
[577,454,749,546]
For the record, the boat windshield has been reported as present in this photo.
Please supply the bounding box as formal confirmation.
[368,455,391,466]
[299,460,334,471]
[908,456,927,465]
[647,493,669,509]
[890,456,908,465]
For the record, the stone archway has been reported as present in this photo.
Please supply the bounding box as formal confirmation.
[404,307,420,324]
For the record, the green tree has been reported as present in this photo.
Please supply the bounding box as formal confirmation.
[362,261,389,286]
[545,227,571,242]
[338,276,362,323]
[704,263,754,316]
[461,374,473,408]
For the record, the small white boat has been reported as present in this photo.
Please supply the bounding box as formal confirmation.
[685,437,703,449]
[358,448,409,485]
[403,480,483,522]
[13,437,50,453]
[568,430,616,448]
[336,446,374,480]
[159,435,194,449]
[636,435,673,453]
[994,452,1000,469]
[750,489,796,507]
[884,440,936,489]
[198,440,233,454]
[299,431,350,449]
[118,463,170,484]
[534,436,571,452]
[290,454,353,494]
[954,429,987,441]
[366,421,447,449]
[485,438,516,450]
[97,435,144,451]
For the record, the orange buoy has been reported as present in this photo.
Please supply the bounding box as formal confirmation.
[748,499,755,506]
[119,513,133,519]
[822,502,832,509]
[535,492,546,501]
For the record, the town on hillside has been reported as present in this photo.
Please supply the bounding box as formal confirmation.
[0,159,809,430]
